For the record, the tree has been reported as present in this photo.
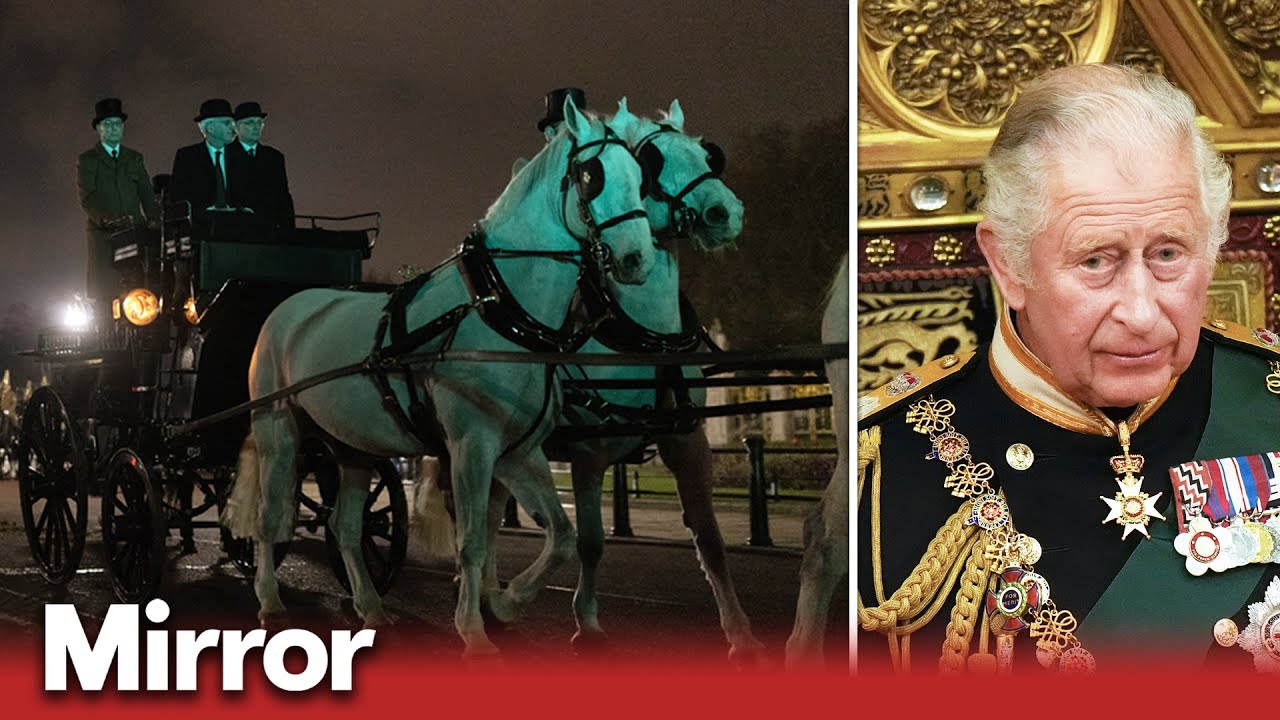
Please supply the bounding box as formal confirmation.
[682,115,849,350]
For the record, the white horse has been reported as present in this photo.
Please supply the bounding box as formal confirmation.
[557,100,763,660]
[425,99,764,660]
[785,253,849,668]
[223,96,656,658]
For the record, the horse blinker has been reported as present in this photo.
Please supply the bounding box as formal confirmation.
[573,157,605,202]
[702,141,725,177]
[637,142,664,199]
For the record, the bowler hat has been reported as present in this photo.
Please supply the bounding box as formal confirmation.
[92,98,127,128]
[193,98,234,122]
[234,101,268,121]
[538,87,586,132]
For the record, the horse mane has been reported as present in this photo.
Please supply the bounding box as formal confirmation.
[481,113,602,224]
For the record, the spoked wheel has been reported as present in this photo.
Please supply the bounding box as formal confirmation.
[101,448,166,602]
[313,449,408,595]
[216,469,291,577]
[17,387,89,584]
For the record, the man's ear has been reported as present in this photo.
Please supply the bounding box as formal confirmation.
[976,220,1027,310]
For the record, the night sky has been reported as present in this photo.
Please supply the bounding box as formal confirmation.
[0,1,849,325]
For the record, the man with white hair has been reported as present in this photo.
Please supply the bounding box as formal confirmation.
[228,101,294,237]
[169,98,240,222]
[857,64,1280,674]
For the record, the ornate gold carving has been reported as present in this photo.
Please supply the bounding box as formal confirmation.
[1206,259,1270,328]
[858,173,892,218]
[1265,215,1280,244]
[1111,3,1169,79]
[858,99,891,131]
[1272,291,1280,322]
[857,287,980,391]
[864,236,897,267]
[962,168,986,212]
[933,234,965,264]
[1198,1,1280,102]
[860,0,1106,127]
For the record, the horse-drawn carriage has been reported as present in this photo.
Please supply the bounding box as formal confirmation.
[16,95,846,664]
[16,204,408,602]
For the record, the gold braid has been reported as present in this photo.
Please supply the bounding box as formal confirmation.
[857,424,982,671]
[939,527,993,673]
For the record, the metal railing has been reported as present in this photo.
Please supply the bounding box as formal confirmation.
[497,436,835,547]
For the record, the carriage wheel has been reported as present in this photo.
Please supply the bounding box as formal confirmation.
[16,387,89,584]
[101,449,166,602]
[216,469,291,577]
[317,453,408,596]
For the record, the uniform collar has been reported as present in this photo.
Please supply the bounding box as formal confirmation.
[988,301,1175,436]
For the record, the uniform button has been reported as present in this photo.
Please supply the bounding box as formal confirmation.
[1211,320,1227,329]
[941,354,958,368]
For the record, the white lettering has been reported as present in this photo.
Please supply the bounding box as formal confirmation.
[175,629,221,691]
[44,604,376,691]
[221,629,266,691]
[45,604,139,691]
[145,599,170,690]
[329,629,377,691]
[263,629,329,691]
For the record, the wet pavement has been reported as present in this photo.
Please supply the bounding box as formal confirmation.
[0,478,849,667]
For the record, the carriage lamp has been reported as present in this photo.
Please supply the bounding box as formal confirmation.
[121,288,161,326]
[60,297,92,332]
[183,296,200,325]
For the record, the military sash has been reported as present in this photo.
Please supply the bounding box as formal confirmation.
[1081,346,1275,664]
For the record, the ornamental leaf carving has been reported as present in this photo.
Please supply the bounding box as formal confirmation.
[861,0,1100,126]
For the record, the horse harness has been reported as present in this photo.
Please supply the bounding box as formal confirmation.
[633,124,725,241]
[365,129,650,457]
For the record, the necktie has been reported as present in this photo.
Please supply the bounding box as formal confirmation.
[249,147,256,158]
[214,150,227,206]
[110,149,118,159]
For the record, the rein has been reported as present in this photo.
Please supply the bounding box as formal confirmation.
[174,127,656,458]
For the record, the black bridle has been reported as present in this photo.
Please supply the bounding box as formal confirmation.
[558,126,650,276]
[632,124,725,240]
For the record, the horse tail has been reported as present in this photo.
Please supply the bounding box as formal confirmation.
[412,456,457,558]
[221,434,261,539]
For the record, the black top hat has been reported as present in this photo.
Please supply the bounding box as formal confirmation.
[193,98,234,122]
[233,101,268,121]
[538,87,586,132]
[92,98,127,128]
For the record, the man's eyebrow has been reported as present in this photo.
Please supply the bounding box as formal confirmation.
[1158,227,1200,244]
[1063,234,1114,254]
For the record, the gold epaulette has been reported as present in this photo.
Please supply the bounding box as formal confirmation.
[857,351,977,426]
[1202,318,1280,359]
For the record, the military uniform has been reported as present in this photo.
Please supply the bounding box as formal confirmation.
[857,308,1280,673]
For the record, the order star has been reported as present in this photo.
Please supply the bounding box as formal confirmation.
[1100,477,1165,539]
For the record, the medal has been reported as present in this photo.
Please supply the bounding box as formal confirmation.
[1099,421,1164,540]
[1174,515,1236,575]
[1237,575,1280,673]
[907,395,1091,673]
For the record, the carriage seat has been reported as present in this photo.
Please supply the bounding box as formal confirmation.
[194,224,371,293]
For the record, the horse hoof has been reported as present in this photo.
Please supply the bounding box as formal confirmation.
[362,612,393,630]
[258,611,290,632]
[570,630,611,656]
[728,641,768,668]
[461,644,503,667]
